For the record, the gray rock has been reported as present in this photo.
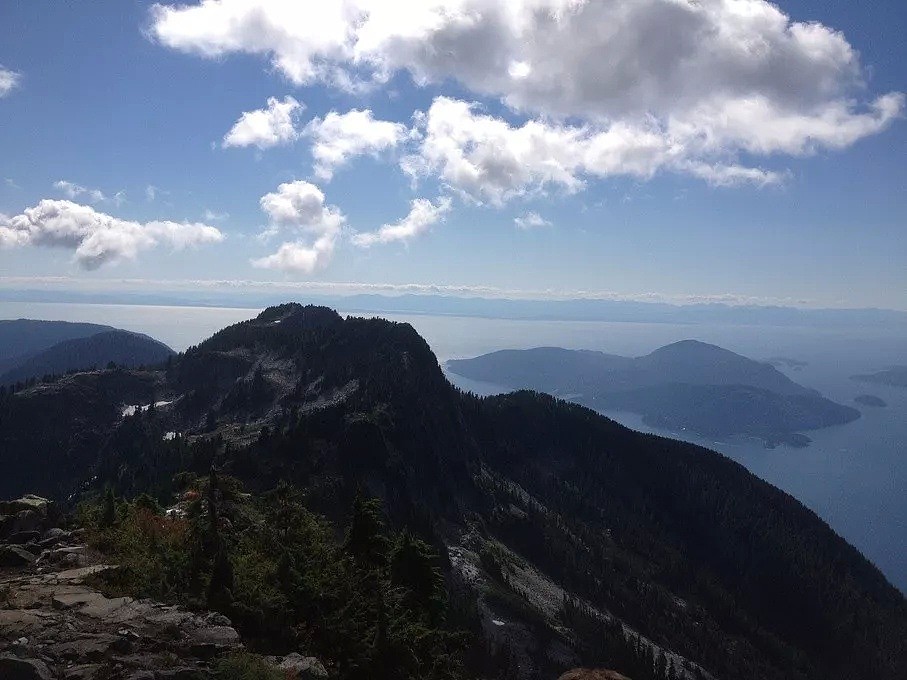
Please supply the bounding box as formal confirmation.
[6,510,43,536]
[0,545,38,567]
[190,625,240,646]
[0,655,54,680]
[41,527,67,541]
[0,495,50,516]
[6,531,41,545]
[52,588,104,610]
[78,595,138,621]
[189,624,241,660]
[64,663,101,679]
[38,529,70,549]
[275,652,328,678]
[155,668,207,680]
[46,634,118,662]
[0,610,44,634]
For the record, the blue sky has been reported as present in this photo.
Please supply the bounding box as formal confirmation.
[0,0,905,309]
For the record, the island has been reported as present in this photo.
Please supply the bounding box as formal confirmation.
[851,366,907,389]
[854,394,887,408]
[766,356,809,370]
[447,340,861,448]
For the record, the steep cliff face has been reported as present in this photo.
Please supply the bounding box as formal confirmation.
[0,305,905,680]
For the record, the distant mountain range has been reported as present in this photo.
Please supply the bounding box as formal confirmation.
[852,366,907,389]
[0,319,174,386]
[447,340,860,447]
[4,288,907,328]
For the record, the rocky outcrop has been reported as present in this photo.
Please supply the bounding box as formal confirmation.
[0,494,329,679]
[1,559,245,677]
[558,670,632,680]
[266,652,328,678]
[0,496,61,542]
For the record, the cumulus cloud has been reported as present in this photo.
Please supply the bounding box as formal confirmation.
[251,181,345,273]
[0,200,224,269]
[403,97,785,204]
[151,1,903,209]
[353,196,451,246]
[303,109,408,180]
[514,211,551,229]
[223,95,303,149]
[0,66,20,97]
[150,0,902,125]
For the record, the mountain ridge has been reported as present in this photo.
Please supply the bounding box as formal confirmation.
[0,304,904,680]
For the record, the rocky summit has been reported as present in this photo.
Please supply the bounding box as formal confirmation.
[0,495,326,680]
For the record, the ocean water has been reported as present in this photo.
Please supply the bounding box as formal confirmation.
[2,301,905,592]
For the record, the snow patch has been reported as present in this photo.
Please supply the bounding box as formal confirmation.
[121,400,173,417]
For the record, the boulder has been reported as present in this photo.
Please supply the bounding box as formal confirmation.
[46,634,118,662]
[64,665,101,680]
[10,511,43,536]
[274,652,328,679]
[6,530,40,545]
[0,655,54,680]
[0,545,38,567]
[38,528,70,548]
[189,624,241,659]
[558,671,631,680]
[0,495,50,516]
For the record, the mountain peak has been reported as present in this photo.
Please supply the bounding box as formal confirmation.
[644,339,736,359]
[253,303,343,329]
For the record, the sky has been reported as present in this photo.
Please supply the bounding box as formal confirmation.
[0,0,905,309]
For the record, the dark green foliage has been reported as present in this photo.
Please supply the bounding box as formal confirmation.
[344,494,390,570]
[83,484,468,680]
[100,487,117,528]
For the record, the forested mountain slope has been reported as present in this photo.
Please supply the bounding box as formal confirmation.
[0,329,173,386]
[0,304,904,680]
[0,319,113,373]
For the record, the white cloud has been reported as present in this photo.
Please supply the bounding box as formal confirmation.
[55,180,108,204]
[0,66,20,97]
[251,181,345,273]
[0,200,225,269]
[514,211,551,229]
[404,97,787,204]
[223,95,304,149]
[304,108,408,180]
[204,209,230,221]
[353,196,451,246]
[151,0,904,223]
[145,185,159,202]
[149,0,902,153]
